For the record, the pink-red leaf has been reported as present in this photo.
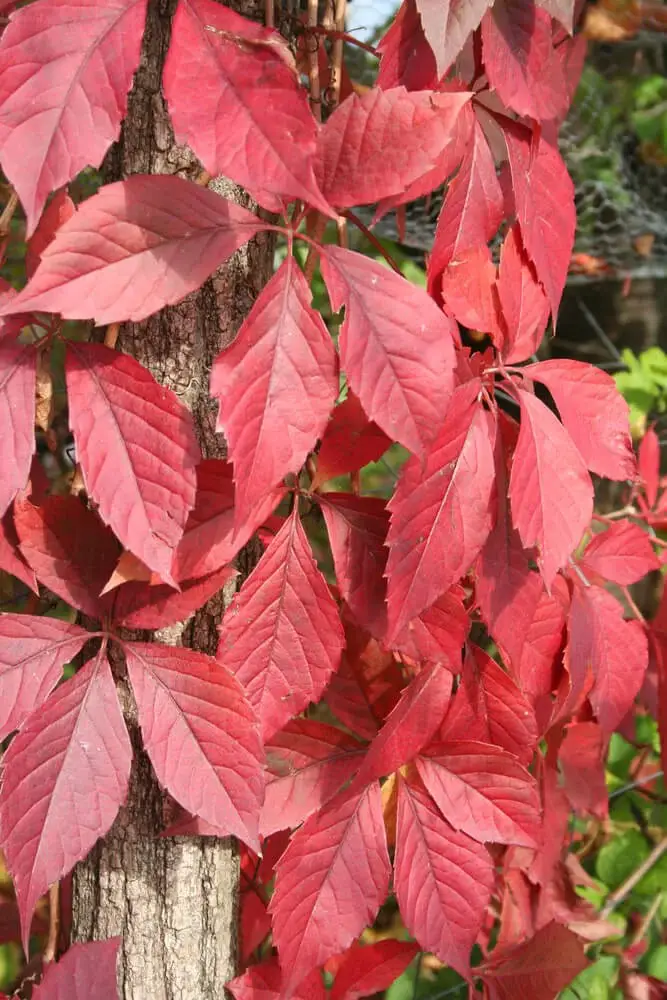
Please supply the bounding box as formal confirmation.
[319,493,388,637]
[317,86,469,210]
[535,0,575,31]
[172,459,282,582]
[211,256,337,525]
[32,939,121,1000]
[416,740,541,847]
[558,721,608,819]
[261,718,364,837]
[442,645,538,765]
[111,565,236,629]
[351,663,453,789]
[376,0,437,92]
[270,784,391,996]
[25,189,76,278]
[502,125,576,321]
[330,939,420,1000]
[1,175,266,324]
[524,359,636,481]
[567,583,648,733]
[497,225,550,364]
[480,922,589,1000]
[509,388,593,586]
[415,0,493,78]
[390,586,470,671]
[0,0,147,235]
[386,383,496,638]
[581,522,659,585]
[66,342,199,581]
[164,0,330,216]
[311,392,391,489]
[228,957,326,1000]
[394,776,494,977]
[0,508,37,592]
[427,117,504,299]
[481,0,567,120]
[0,614,90,741]
[0,334,36,520]
[511,584,568,699]
[319,245,457,459]
[217,507,344,740]
[15,495,120,619]
[0,651,131,949]
[124,641,263,850]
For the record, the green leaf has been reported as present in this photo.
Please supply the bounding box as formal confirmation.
[646,944,667,982]
[596,829,650,890]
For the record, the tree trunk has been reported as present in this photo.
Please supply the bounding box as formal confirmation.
[70,2,273,997]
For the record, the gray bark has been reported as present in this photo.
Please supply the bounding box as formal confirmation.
[70,2,273,997]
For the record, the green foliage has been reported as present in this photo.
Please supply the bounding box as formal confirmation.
[613,346,667,435]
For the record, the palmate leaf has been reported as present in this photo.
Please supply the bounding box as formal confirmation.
[0,650,131,949]
[66,342,200,582]
[329,940,420,1000]
[0,0,148,235]
[32,939,121,1000]
[270,783,391,996]
[0,334,36,520]
[415,0,494,78]
[0,175,268,324]
[217,506,344,740]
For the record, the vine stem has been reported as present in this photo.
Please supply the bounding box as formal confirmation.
[44,883,60,963]
[307,23,378,57]
[342,210,403,273]
[600,836,667,918]
[264,0,274,28]
[307,0,321,121]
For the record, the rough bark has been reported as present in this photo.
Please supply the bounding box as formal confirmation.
[70,2,272,997]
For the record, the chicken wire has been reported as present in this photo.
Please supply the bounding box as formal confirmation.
[282,1,667,278]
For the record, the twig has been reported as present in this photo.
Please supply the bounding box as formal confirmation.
[0,188,18,237]
[600,836,667,918]
[622,584,646,623]
[330,0,347,109]
[610,769,664,799]
[631,891,663,946]
[44,883,60,963]
[306,24,378,57]
[104,322,120,349]
[576,298,624,365]
[264,0,274,29]
[307,0,321,121]
[194,169,211,187]
[342,210,402,274]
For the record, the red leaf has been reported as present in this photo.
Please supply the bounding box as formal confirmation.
[323,639,400,741]
[427,118,504,299]
[32,939,121,1000]
[351,663,453,789]
[567,583,648,733]
[319,493,388,637]
[416,740,541,847]
[376,0,437,92]
[558,721,608,819]
[0,651,131,948]
[330,939,420,1000]
[211,256,337,525]
[509,387,593,587]
[0,508,37,592]
[524,359,636,481]
[270,784,391,996]
[502,125,575,321]
[15,495,120,619]
[415,0,493,78]
[317,86,469,210]
[512,584,567,699]
[639,427,660,508]
[476,416,545,671]
[480,922,589,1000]
[496,225,550,364]
[390,586,470,671]
[0,0,147,235]
[124,641,263,850]
[25,189,76,278]
[260,718,364,837]
[172,459,282,582]
[66,342,199,581]
[440,246,502,339]
[442,645,538,765]
[1,175,266,324]
[481,0,567,120]
[386,383,496,638]
[0,614,90,741]
[535,0,575,31]
[217,507,344,740]
[164,0,330,216]
[394,776,494,977]
[228,957,326,1000]
[240,890,271,963]
[581,522,659,586]
[319,245,457,459]
[111,565,236,629]
[0,334,36,519]
[311,392,391,490]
